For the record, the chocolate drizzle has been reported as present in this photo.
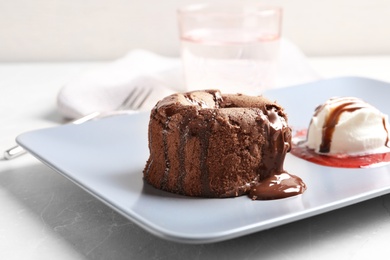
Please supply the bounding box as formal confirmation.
[318,98,369,153]
[383,117,390,148]
[199,125,212,196]
[160,118,171,189]
[177,117,190,193]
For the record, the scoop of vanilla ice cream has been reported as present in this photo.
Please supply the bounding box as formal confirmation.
[306,97,390,155]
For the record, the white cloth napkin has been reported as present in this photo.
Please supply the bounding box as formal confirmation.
[57,38,319,119]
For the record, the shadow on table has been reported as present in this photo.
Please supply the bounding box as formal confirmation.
[1,161,390,260]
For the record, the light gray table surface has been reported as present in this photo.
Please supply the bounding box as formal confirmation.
[2,59,390,260]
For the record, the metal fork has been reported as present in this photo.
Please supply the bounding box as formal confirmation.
[3,86,153,160]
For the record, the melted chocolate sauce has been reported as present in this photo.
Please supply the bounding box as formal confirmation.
[260,106,291,177]
[249,106,306,200]
[249,172,306,200]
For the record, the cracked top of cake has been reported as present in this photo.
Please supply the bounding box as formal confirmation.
[154,89,288,120]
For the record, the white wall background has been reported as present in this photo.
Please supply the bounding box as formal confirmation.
[1,0,389,61]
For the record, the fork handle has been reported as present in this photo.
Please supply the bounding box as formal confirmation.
[3,112,102,160]
[3,145,27,160]
[3,111,132,160]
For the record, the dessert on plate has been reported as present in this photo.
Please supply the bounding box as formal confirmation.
[292,96,390,168]
[143,89,306,200]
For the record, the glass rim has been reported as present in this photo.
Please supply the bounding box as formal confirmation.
[177,3,282,17]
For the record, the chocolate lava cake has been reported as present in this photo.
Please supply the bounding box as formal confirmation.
[143,89,293,198]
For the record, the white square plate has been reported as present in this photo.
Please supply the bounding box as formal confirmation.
[17,77,390,244]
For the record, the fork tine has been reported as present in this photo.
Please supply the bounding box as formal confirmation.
[119,87,139,109]
[134,87,153,109]
[120,86,153,110]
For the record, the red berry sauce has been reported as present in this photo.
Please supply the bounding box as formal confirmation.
[291,129,390,168]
